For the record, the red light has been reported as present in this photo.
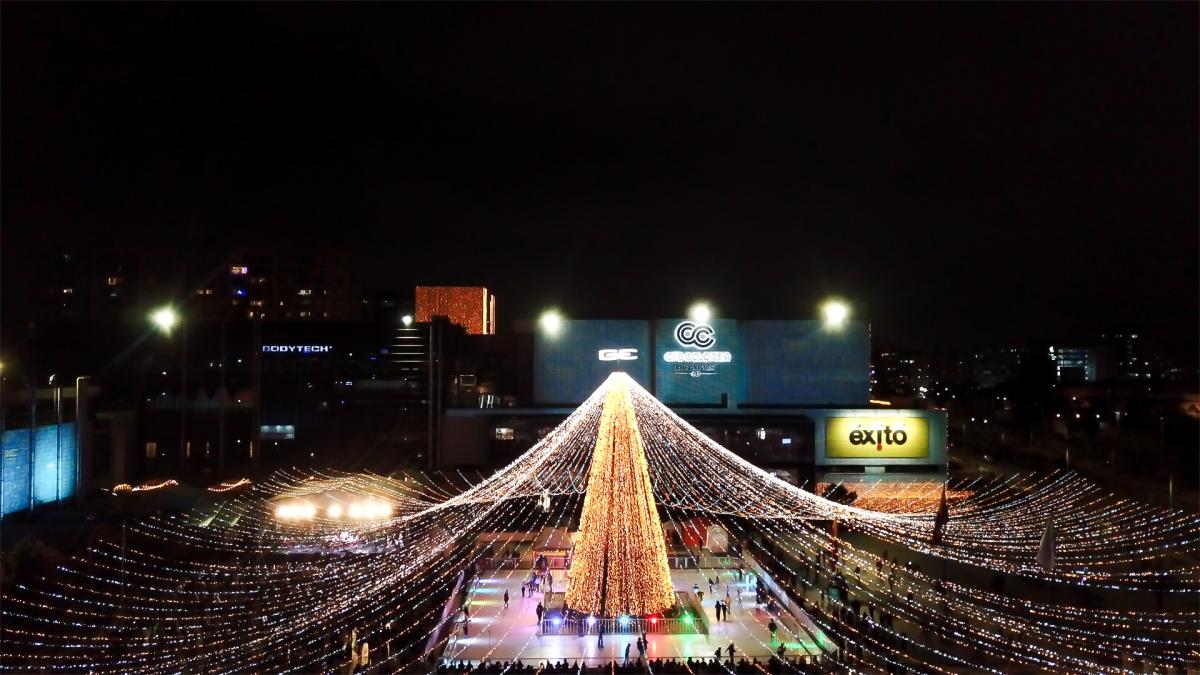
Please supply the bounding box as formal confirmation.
[650,617,658,624]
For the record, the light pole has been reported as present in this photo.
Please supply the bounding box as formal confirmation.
[49,375,61,503]
[150,306,187,472]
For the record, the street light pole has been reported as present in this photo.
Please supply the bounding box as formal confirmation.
[179,319,188,472]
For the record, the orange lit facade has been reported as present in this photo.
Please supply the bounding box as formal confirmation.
[415,286,496,335]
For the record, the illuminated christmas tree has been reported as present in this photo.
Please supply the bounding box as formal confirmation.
[565,374,676,616]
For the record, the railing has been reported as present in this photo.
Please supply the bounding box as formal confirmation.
[539,615,702,636]
[667,554,739,569]
[743,552,838,660]
[424,569,467,660]
[476,556,571,571]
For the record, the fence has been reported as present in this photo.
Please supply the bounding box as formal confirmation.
[667,555,738,569]
[539,615,704,636]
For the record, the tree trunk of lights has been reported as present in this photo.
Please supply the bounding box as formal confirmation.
[565,377,674,616]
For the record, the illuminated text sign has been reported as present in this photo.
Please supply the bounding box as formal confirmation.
[826,417,929,459]
[262,345,332,354]
[665,321,732,377]
[598,348,639,362]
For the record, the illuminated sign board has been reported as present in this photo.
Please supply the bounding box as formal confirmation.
[662,320,734,378]
[655,319,740,403]
[825,417,929,459]
[535,320,651,403]
[262,345,332,354]
[598,348,639,362]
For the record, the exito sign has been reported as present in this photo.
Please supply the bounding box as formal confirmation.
[825,417,929,458]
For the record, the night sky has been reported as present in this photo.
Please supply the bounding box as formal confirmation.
[3,4,1196,348]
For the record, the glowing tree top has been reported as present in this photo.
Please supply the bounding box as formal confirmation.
[565,373,676,616]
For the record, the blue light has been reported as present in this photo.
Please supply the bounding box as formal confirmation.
[618,615,631,627]
[553,617,563,626]
[234,288,246,297]
[2,423,76,516]
[586,615,596,626]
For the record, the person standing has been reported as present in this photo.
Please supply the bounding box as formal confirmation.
[535,602,545,626]
[504,589,510,609]
[462,608,470,637]
[727,643,735,660]
[521,582,526,598]
[768,619,777,641]
[624,642,631,663]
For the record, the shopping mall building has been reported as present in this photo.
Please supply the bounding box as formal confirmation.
[442,317,946,487]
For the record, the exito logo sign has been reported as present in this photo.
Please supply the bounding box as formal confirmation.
[825,417,930,459]
[665,321,732,377]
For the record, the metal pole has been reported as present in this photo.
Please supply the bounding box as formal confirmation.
[427,322,434,470]
[251,318,261,467]
[218,318,226,476]
[75,376,87,502]
[121,517,127,614]
[54,384,62,503]
[179,318,188,472]
[28,377,36,511]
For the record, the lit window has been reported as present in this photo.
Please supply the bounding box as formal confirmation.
[756,428,766,440]
[62,288,74,295]
[494,427,515,441]
[145,442,158,459]
[299,311,311,318]
[230,266,249,275]
[250,299,264,307]
[197,288,213,295]
[106,276,121,286]
[298,289,312,296]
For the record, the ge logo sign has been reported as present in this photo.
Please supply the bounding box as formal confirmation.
[598,348,639,362]
[674,321,715,349]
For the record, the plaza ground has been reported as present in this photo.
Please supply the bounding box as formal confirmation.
[444,567,821,666]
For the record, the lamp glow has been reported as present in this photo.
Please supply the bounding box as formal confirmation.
[150,306,179,334]
[539,310,563,336]
[820,299,849,328]
[688,302,712,324]
[401,314,413,327]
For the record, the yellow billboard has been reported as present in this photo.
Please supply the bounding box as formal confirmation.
[826,417,929,459]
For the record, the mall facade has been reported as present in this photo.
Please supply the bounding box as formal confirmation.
[442,318,947,486]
